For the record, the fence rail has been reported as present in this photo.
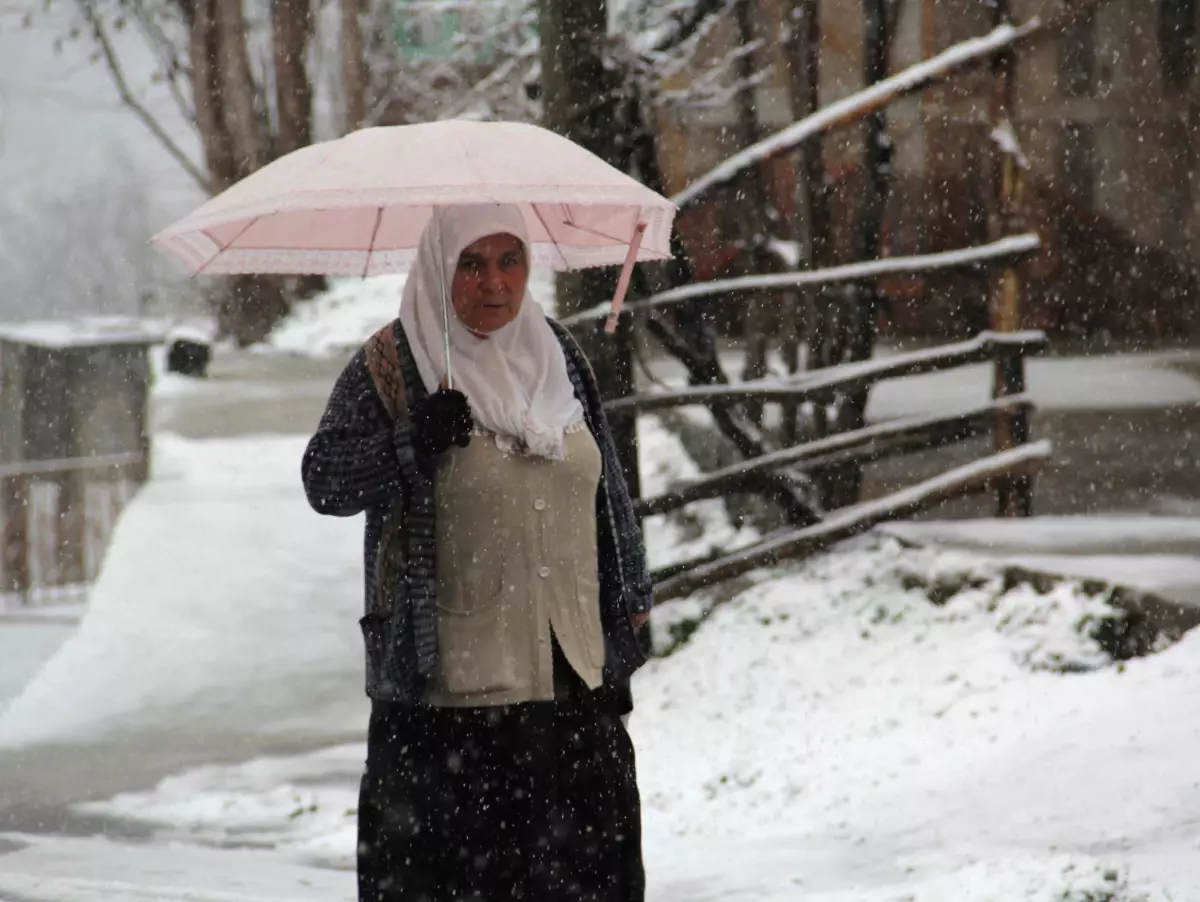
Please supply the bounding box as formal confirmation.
[621,323,1047,596]
[653,442,1052,602]
[607,331,1047,416]
[1,454,147,604]
[634,394,1033,519]
[563,235,1041,326]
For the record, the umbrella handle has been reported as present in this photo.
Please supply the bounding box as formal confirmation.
[440,261,454,390]
[437,210,455,390]
[605,222,647,335]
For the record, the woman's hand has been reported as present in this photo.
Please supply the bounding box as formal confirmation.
[411,389,473,457]
[633,613,650,630]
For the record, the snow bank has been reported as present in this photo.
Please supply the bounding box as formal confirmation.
[62,537,1200,899]
[883,517,1200,603]
[0,434,368,748]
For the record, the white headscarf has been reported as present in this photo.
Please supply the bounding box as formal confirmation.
[398,203,585,461]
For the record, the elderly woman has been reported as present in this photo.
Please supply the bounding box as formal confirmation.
[302,203,652,902]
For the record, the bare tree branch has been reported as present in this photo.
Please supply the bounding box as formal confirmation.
[126,0,196,125]
[74,0,211,193]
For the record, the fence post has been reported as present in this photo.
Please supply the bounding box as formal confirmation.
[56,472,87,586]
[1,475,30,600]
[988,2,1033,518]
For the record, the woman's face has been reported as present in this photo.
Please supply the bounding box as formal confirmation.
[450,232,528,334]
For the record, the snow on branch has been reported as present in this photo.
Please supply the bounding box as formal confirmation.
[564,233,1041,325]
[672,19,1041,209]
[653,441,1053,602]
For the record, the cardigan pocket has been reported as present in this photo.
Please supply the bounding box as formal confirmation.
[435,526,507,616]
[435,602,518,696]
[360,604,415,702]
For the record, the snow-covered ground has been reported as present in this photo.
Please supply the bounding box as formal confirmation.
[2,279,1200,900]
[883,518,1200,606]
[2,406,1200,899]
[4,527,1198,900]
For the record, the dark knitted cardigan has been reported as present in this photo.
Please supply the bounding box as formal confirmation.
[301,318,651,704]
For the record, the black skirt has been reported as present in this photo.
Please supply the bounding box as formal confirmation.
[357,668,644,902]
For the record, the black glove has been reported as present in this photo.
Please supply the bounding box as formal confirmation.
[411,389,472,457]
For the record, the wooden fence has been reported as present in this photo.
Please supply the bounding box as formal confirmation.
[559,9,1054,601]
[1,453,146,606]
[602,321,1050,600]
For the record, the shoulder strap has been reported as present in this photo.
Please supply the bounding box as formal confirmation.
[365,320,409,423]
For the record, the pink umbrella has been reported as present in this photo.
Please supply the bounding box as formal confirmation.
[152,121,677,346]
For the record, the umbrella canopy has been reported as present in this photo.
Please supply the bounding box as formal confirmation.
[151,120,676,278]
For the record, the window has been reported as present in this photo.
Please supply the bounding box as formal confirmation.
[1160,0,1197,95]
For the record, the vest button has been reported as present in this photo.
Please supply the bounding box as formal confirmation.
[538,566,551,579]
[533,498,547,511]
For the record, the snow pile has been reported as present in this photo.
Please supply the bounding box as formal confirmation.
[634,537,1200,898]
[883,517,1200,608]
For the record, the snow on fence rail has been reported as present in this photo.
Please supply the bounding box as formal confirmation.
[635,395,1033,519]
[671,20,1041,210]
[623,329,1048,595]
[562,234,1041,326]
[607,330,1047,416]
[653,442,1053,602]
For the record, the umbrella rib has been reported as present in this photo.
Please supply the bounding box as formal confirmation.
[557,219,637,245]
[195,216,260,276]
[362,207,384,278]
[530,203,569,269]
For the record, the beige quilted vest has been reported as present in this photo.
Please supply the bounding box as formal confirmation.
[423,426,606,707]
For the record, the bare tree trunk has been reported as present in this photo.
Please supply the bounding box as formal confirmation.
[186,0,238,192]
[341,0,366,130]
[825,0,895,508]
[733,0,774,424]
[272,0,326,299]
[182,0,291,345]
[272,0,314,157]
[218,275,291,347]
[781,0,828,442]
[537,0,640,498]
[215,0,267,178]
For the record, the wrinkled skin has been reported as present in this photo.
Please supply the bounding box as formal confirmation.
[451,232,528,335]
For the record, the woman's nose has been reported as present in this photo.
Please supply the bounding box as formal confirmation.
[482,264,505,292]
